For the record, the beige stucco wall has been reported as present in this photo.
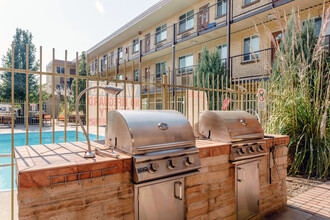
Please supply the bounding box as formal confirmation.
[88,1,326,81]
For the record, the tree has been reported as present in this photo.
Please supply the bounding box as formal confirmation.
[71,52,88,113]
[194,46,227,110]
[0,28,48,103]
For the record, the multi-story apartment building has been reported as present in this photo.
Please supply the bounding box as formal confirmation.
[45,0,329,114]
[86,0,329,84]
[45,59,77,94]
[44,60,77,116]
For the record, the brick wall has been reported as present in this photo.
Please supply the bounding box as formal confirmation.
[18,172,134,220]
[185,140,288,220]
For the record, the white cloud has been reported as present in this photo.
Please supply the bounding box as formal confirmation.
[95,1,104,14]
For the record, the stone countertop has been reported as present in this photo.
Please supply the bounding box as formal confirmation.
[14,140,132,189]
[15,134,289,189]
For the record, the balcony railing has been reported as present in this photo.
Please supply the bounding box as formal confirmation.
[230,48,274,80]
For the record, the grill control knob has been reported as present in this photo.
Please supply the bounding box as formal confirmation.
[167,159,177,169]
[148,162,159,173]
[257,145,264,152]
[237,148,245,155]
[247,146,255,154]
[184,156,195,166]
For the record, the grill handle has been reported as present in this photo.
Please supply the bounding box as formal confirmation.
[136,141,194,152]
[237,167,245,182]
[174,181,183,200]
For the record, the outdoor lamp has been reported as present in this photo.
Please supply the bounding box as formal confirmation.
[75,86,123,158]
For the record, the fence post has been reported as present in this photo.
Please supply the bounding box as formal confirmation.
[162,75,168,110]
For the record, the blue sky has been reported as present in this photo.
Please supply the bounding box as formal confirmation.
[0,0,159,70]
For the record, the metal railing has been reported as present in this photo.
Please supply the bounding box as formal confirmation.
[0,42,276,220]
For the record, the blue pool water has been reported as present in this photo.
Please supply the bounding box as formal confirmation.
[0,131,104,190]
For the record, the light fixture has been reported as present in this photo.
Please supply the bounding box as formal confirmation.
[76,86,123,158]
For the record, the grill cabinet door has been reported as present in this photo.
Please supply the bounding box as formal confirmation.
[138,177,184,220]
[237,161,260,220]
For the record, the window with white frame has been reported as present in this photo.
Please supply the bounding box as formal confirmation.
[99,58,103,72]
[134,69,139,81]
[56,66,65,74]
[156,24,167,43]
[217,0,226,17]
[178,54,194,74]
[133,38,139,53]
[109,52,114,68]
[302,17,322,37]
[90,62,93,73]
[243,35,259,62]
[244,0,258,5]
[118,47,123,59]
[179,10,194,33]
[94,60,97,74]
[103,55,107,71]
[326,18,330,36]
[218,44,227,64]
[156,62,166,79]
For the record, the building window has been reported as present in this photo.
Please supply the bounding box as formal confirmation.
[134,69,139,81]
[90,62,94,73]
[103,55,107,71]
[218,44,227,64]
[117,74,123,80]
[303,17,322,37]
[244,0,258,5]
[179,10,194,33]
[156,99,162,110]
[217,0,226,17]
[178,54,194,74]
[156,24,167,43]
[99,59,103,72]
[243,35,259,62]
[133,38,139,53]
[118,47,123,59]
[156,62,166,79]
[94,60,97,74]
[109,52,114,68]
[56,66,65,74]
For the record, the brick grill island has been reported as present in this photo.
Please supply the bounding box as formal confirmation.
[15,135,289,220]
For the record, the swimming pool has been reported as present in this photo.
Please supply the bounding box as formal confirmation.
[0,131,104,190]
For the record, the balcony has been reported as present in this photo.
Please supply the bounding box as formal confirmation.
[138,0,299,60]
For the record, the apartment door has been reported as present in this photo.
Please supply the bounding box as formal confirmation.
[198,4,209,33]
[144,67,149,82]
[145,33,151,53]
[271,31,283,63]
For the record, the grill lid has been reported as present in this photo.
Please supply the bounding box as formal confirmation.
[105,110,195,155]
[197,111,264,142]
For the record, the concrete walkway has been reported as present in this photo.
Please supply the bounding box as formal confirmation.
[265,182,330,220]
[0,190,18,220]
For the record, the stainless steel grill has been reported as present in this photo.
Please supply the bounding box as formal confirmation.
[105,110,201,220]
[197,111,267,161]
[196,111,268,220]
